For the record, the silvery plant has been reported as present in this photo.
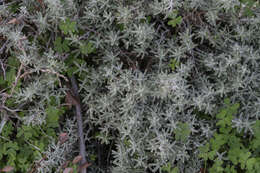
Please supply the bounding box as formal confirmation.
[0,0,259,172]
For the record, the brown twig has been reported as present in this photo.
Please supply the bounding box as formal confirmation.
[0,59,6,80]
[0,105,20,113]
[0,40,8,54]
[0,105,22,121]
[78,162,91,172]
[69,75,87,173]
[19,68,69,87]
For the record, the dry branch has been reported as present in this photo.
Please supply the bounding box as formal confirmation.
[69,75,87,173]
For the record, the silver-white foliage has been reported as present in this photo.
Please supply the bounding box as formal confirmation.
[2,0,260,172]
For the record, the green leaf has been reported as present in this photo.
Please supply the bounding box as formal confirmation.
[251,137,260,150]
[216,109,227,120]
[54,37,70,53]
[219,126,232,134]
[147,16,152,23]
[69,21,77,33]
[171,167,179,173]
[0,146,3,160]
[167,10,182,28]
[228,103,240,115]
[123,138,131,148]
[24,131,33,140]
[216,102,239,133]
[2,122,14,137]
[67,66,78,77]
[246,158,257,171]
[90,154,97,161]
[208,150,217,160]
[209,159,224,173]
[168,16,182,28]
[6,67,16,86]
[80,42,95,55]
[250,120,260,149]
[116,23,124,31]
[243,6,254,17]
[238,151,251,169]
[59,18,77,35]
[228,146,242,165]
[0,75,5,86]
[5,141,19,151]
[224,98,231,105]
[16,128,23,138]
[8,2,21,13]
[228,135,241,149]
[199,143,217,161]
[170,58,180,71]
[45,128,57,138]
[46,105,64,127]
[174,122,191,143]
[224,165,237,173]
[252,120,260,138]
[162,162,172,172]
[162,162,178,173]
[199,143,210,160]
[7,56,20,68]
[210,133,227,151]
[54,37,63,53]
[5,98,17,107]
[63,39,70,52]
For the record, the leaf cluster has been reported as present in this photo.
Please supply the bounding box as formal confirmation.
[199,98,260,173]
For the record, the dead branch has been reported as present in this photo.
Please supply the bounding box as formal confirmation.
[0,40,8,54]
[69,75,87,173]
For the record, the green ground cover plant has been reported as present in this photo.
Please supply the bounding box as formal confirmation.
[199,98,260,173]
[1,0,260,172]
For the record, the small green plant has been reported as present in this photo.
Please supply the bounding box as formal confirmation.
[239,0,259,17]
[199,98,260,173]
[162,162,179,173]
[167,10,182,28]
[59,18,77,35]
[169,58,180,71]
[0,96,65,172]
[0,121,60,172]
[54,36,70,53]
[79,41,95,55]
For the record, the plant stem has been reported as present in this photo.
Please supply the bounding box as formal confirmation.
[70,75,87,173]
